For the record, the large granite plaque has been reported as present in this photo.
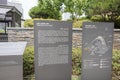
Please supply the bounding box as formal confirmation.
[34,20,72,80]
[0,42,27,80]
[81,22,114,80]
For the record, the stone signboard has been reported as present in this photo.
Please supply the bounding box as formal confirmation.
[81,22,114,80]
[34,20,72,80]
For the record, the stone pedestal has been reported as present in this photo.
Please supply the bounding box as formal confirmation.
[0,42,27,80]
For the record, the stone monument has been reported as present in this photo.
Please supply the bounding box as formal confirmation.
[81,22,114,80]
[34,20,72,80]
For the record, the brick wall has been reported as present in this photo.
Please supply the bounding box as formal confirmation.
[7,28,34,46]
[7,28,120,49]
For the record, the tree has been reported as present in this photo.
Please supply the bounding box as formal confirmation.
[64,0,89,20]
[85,0,120,21]
[84,0,120,28]
[29,6,50,19]
[29,0,63,20]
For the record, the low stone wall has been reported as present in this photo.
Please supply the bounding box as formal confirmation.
[113,29,120,49]
[7,28,120,49]
[72,29,120,49]
[7,28,34,46]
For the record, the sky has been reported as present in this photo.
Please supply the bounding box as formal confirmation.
[8,0,37,19]
[21,0,37,19]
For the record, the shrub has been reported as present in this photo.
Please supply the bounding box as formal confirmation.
[112,49,120,80]
[73,18,91,28]
[114,16,120,29]
[24,19,34,27]
[72,48,82,75]
[24,18,55,27]
[91,15,120,29]
[91,15,103,21]
[23,46,34,77]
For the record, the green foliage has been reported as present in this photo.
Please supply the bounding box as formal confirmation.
[29,6,42,19]
[24,19,34,27]
[73,18,91,28]
[29,0,63,20]
[85,0,120,28]
[29,0,90,20]
[72,48,82,75]
[23,46,34,77]
[91,15,103,21]
[72,75,80,80]
[114,16,120,29]
[112,49,120,80]
[24,18,55,27]
[0,29,5,33]
[64,0,88,20]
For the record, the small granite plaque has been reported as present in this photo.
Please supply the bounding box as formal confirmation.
[0,42,27,80]
[34,20,72,80]
[81,22,114,80]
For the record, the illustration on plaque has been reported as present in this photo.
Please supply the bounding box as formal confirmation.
[85,36,108,56]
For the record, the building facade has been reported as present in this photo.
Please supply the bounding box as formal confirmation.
[0,5,22,27]
[0,0,22,29]
[0,0,23,41]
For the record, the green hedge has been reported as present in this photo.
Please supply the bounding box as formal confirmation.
[91,15,103,21]
[112,49,120,80]
[23,46,120,79]
[72,48,82,75]
[23,46,34,77]
[73,18,91,28]
[24,18,55,27]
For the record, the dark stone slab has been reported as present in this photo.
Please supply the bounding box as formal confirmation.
[81,22,114,80]
[34,20,72,80]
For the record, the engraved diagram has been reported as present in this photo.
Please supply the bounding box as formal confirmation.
[85,36,109,56]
